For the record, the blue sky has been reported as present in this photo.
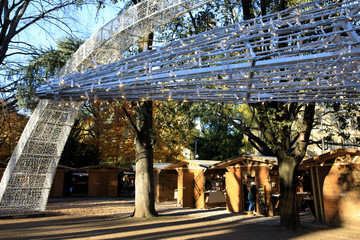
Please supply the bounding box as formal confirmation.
[2,3,123,113]
[19,3,123,50]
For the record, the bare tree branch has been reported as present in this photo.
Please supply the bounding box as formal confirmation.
[122,105,140,136]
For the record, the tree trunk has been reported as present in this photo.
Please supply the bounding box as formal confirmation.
[130,0,157,218]
[242,102,315,230]
[278,154,300,230]
[133,101,157,218]
[241,0,254,20]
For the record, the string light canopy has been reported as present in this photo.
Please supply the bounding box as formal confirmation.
[59,0,214,76]
[38,0,360,103]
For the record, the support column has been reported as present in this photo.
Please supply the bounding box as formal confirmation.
[0,100,81,216]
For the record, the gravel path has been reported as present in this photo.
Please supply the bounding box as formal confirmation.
[0,197,358,240]
[45,197,319,227]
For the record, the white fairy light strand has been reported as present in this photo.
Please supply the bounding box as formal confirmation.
[37,0,360,103]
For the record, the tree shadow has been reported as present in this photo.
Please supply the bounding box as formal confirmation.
[0,212,355,240]
[2,198,357,240]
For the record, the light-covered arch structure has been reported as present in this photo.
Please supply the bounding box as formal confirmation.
[1,0,360,216]
[41,0,360,103]
[0,0,213,216]
[59,0,214,76]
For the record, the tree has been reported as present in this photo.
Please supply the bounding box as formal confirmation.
[195,118,246,160]
[158,0,317,229]
[118,0,197,218]
[61,100,195,168]
[227,0,315,229]
[243,102,315,229]
[0,109,28,162]
[14,37,83,110]
[0,0,81,111]
[154,101,196,163]
[120,0,157,218]
[190,103,250,160]
[75,100,136,167]
[59,119,100,168]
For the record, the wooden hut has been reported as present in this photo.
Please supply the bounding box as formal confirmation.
[164,160,226,209]
[49,165,76,198]
[79,164,127,197]
[153,163,178,202]
[298,149,360,227]
[212,155,278,216]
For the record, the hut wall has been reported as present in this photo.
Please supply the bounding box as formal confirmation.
[310,164,331,223]
[177,168,204,208]
[225,170,242,212]
[177,169,194,207]
[156,171,177,202]
[88,170,118,197]
[191,169,205,208]
[154,170,160,202]
[49,170,65,198]
[323,163,360,227]
[177,169,184,206]
[254,165,272,216]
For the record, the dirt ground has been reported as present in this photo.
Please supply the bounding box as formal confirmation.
[0,197,359,240]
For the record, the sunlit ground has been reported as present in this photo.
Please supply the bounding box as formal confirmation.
[0,198,359,240]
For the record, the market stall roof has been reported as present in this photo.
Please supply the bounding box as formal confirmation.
[78,164,128,172]
[56,165,78,171]
[153,163,173,170]
[131,163,173,171]
[163,160,221,170]
[298,149,360,170]
[211,155,278,169]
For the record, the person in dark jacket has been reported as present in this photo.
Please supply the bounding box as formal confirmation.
[248,182,257,213]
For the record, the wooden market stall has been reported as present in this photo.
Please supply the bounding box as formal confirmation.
[153,163,178,202]
[298,149,360,227]
[164,160,226,209]
[49,165,77,198]
[79,164,128,197]
[212,155,278,216]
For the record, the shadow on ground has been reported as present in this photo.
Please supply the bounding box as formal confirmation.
[0,198,359,240]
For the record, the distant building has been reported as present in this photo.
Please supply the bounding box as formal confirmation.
[307,104,360,157]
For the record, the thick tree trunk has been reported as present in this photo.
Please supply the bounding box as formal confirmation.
[241,0,254,20]
[133,101,157,218]
[278,155,300,229]
[130,0,157,218]
[244,102,315,230]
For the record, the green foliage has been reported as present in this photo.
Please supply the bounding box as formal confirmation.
[153,101,197,162]
[0,111,29,162]
[195,117,246,160]
[14,37,83,110]
[59,120,100,168]
[158,0,243,42]
[189,102,252,160]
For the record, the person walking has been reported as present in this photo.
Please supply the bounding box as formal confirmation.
[248,182,257,214]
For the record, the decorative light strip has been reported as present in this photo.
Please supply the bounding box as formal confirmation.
[39,0,360,103]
